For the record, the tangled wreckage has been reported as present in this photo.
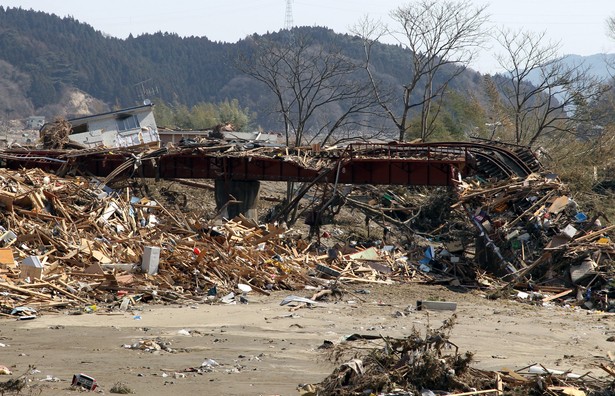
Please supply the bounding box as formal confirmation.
[1,116,615,394]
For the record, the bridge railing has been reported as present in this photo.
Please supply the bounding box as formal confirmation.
[345,142,468,162]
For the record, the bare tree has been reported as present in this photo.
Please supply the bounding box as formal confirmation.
[354,0,489,141]
[608,15,615,41]
[494,28,609,147]
[234,31,381,225]
[235,32,379,147]
[604,16,615,78]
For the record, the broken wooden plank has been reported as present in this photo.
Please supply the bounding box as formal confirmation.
[416,300,457,311]
[0,282,52,299]
[446,390,501,396]
[542,289,574,303]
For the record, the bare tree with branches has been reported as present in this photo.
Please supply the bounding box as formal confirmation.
[603,16,615,78]
[494,28,609,147]
[608,15,615,41]
[235,32,379,147]
[234,31,382,225]
[353,0,489,142]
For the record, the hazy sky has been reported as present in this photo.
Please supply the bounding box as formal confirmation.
[2,0,615,73]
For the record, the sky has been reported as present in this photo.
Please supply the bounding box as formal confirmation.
[2,0,615,73]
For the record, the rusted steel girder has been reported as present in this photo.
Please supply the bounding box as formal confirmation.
[0,148,465,186]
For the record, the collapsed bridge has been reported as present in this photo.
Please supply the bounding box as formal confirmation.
[0,141,541,218]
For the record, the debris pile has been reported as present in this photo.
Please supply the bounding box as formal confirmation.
[317,315,483,395]
[312,315,614,396]
[38,118,73,150]
[0,168,319,313]
[1,145,615,315]
[332,172,615,310]
[457,174,615,310]
[0,167,422,314]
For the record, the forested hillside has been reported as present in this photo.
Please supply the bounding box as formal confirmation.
[0,6,487,134]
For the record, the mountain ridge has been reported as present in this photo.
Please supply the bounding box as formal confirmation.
[0,7,491,131]
[4,6,611,137]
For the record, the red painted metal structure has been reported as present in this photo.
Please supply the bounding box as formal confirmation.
[0,141,539,187]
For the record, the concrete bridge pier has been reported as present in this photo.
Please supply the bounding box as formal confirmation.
[214,179,261,221]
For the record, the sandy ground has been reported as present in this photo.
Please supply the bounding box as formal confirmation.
[1,283,614,395]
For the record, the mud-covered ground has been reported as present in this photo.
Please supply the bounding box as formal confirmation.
[1,283,613,395]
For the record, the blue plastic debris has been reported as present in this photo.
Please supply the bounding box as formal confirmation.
[418,246,435,265]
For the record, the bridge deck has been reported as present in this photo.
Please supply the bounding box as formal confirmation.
[0,141,538,187]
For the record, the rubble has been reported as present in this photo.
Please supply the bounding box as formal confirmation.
[0,167,310,313]
[456,174,615,310]
[0,161,614,315]
[0,167,423,314]
[316,171,615,312]
[122,338,175,353]
[312,315,614,396]
[38,119,71,150]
